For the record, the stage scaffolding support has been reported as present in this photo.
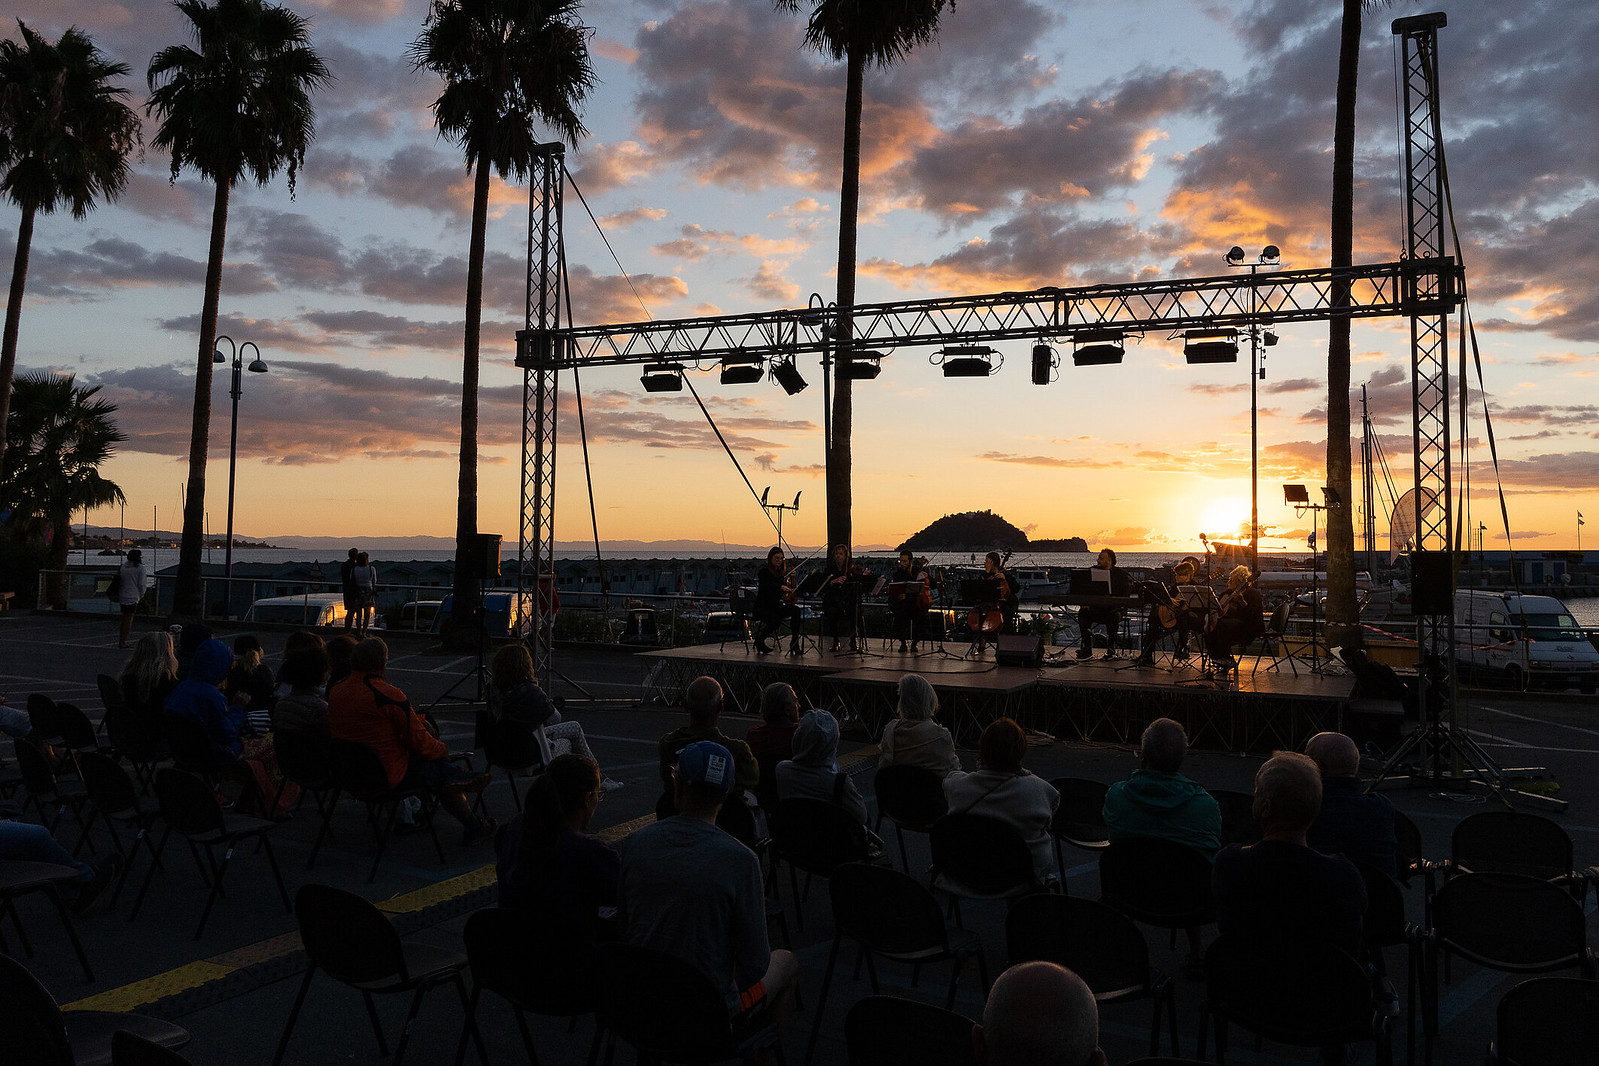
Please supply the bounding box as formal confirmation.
[513,15,1479,721]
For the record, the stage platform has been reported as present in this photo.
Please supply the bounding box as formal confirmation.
[639,638,1371,754]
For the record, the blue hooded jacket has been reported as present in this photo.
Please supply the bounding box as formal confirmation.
[164,638,244,764]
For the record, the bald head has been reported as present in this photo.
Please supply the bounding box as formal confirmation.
[976,962,1103,1066]
[1304,732,1360,779]
[684,676,724,725]
[1140,718,1188,773]
[1253,752,1324,839]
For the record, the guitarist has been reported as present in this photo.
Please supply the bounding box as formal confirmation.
[1204,564,1265,673]
[1134,559,1201,666]
[753,546,803,655]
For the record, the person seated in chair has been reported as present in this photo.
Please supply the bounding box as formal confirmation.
[744,682,801,764]
[974,960,1107,1066]
[1135,560,1202,666]
[0,819,121,916]
[751,546,803,655]
[1076,548,1129,659]
[489,643,619,790]
[1203,564,1265,674]
[1212,751,1367,957]
[943,718,1060,885]
[620,741,798,1051]
[329,637,496,847]
[657,676,759,794]
[877,673,959,775]
[1102,717,1221,856]
[271,643,331,741]
[1304,731,1397,877]
[775,709,869,830]
[164,638,245,766]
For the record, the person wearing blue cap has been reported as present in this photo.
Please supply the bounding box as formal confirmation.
[620,739,797,1043]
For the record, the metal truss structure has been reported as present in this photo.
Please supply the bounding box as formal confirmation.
[516,17,1464,716]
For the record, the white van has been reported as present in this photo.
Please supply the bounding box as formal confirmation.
[245,593,348,628]
[1454,589,1599,694]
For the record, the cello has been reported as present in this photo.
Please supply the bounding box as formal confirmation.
[966,550,1012,635]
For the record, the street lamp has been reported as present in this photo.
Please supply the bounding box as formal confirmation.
[1227,245,1283,568]
[213,336,268,620]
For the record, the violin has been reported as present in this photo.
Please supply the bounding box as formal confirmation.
[916,560,934,611]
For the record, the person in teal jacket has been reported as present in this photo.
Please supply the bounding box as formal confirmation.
[1102,717,1221,856]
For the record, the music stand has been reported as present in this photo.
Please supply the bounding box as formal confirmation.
[789,571,829,654]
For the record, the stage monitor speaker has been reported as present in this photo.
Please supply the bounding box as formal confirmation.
[474,533,503,580]
[1411,550,1454,615]
[995,633,1043,667]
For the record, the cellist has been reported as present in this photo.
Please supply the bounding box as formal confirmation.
[889,551,933,654]
[753,545,803,655]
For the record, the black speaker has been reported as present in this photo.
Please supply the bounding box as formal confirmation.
[995,633,1043,667]
[1411,550,1454,615]
[474,533,503,580]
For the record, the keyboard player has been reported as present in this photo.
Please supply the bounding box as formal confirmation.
[1076,548,1131,659]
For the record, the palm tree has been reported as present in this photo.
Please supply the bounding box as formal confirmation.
[0,22,140,471]
[774,0,952,551]
[146,0,330,619]
[1325,0,1393,650]
[409,0,595,639]
[0,373,126,606]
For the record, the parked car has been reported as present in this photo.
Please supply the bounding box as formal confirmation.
[245,593,348,628]
[1454,589,1599,693]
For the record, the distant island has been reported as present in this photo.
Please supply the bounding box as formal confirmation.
[898,510,1087,553]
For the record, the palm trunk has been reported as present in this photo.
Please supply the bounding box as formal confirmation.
[46,510,72,610]
[173,180,231,620]
[828,42,866,552]
[1324,0,1362,651]
[449,160,492,645]
[0,204,36,470]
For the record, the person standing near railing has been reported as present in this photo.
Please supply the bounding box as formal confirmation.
[114,548,147,649]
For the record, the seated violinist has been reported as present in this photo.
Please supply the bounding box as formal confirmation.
[1204,564,1265,675]
[1134,560,1203,666]
[753,546,803,656]
[1076,548,1130,659]
[889,550,932,654]
[820,543,862,653]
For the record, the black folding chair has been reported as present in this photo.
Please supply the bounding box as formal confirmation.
[873,764,948,873]
[273,883,482,1066]
[0,951,189,1066]
[14,736,95,854]
[1251,599,1300,676]
[27,692,66,748]
[328,738,445,882]
[129,768,292,938]
[767,796,870,933]
[1488,976,1599,1066]
[0,860,97,982]
[454,906,604,1066]
[842,995,979,1066]
[597,943,781,1066]
[1006,893,1179,1058]
[1047,777,1110,883]
[1209,789,1262,849]
[1451,809,1587,902]
[929,813,1044,927]
[112,1030,196,1065]
[479,711,546,813]
[75,750,163,909]
[1098,837,1215,953]
[270,729,339,869]
[101,702,170,793]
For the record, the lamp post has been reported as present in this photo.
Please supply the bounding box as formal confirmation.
[1285,483,1339,672]
[1226,245,1282,569]
[213,336,268,620]
[805,292,834,509]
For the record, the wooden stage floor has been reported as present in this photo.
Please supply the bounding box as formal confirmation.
[640,638,1372,754]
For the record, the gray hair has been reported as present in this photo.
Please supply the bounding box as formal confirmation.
[980,961,1100,1066]
[896,673,938,722]
[1140,718,1188,773]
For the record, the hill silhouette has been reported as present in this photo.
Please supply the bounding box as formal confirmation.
[898,511,1086,553]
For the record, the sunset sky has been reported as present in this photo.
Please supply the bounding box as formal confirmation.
[5,0,1596,555]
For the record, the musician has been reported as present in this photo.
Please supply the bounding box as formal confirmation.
[985,551,1019,631]
[820,543,862,653]
[967,550,1017,654]
[753,546,803,656]
[889,551,931,653]
[1134,560,1202,667]
[1204,564,1265,673]
[1075,548,1130,659]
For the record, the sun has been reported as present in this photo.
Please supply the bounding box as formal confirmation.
[1197,496,1252,542]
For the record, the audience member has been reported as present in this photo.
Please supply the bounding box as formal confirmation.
[271,644,332,740]
[325,634,358,689]
[224,634,277,734]
[1304,731,1397,877]
[944,718,1060,884]
[877,673,959,775]
[174,622,214,681]
[1102,717,1221,855]
[164,638,245,766]
[0,694,29,740]
[657,676,758,792]
[620,741,797,1044]
[1212,751,1367,956]
[273,630,325,700]
[119,631,180,729]
[744,682,801,763]
[774,709,869,828]
[488,643,620,789]
[328,637,495,846]
[973,960,1107,1066]
[496,753,620,956]
[0,818,121,915]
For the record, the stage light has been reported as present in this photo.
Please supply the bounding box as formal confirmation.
[1321,486,1343,506]
[640,362,684,393]
[1263,330,1279,347]
[771,359,808,395]
[842,350,882,380]
[1226,246,1246,266]
[719,353,764,385]
[937,345,997,377]
[1283,483,1310,505]
[1070,330,1124,367]
[1183,328,1239,364]
[1031,343,1057,385]
[1261,244,1281,263]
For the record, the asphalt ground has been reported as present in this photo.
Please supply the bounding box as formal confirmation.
[2,610,1597,1065]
